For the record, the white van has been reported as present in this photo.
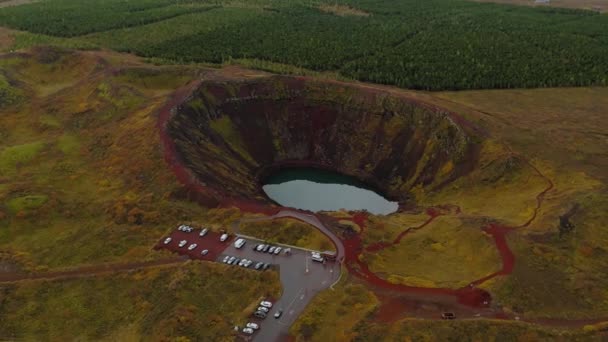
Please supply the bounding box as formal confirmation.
[234,238,246,249]
[311,252,324,263]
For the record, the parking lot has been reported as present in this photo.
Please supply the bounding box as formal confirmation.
[220,237,340,342]
[153,226,233,262]
[155,226,340,342]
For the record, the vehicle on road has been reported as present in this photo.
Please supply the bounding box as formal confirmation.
[163,237,172,245]
[220,233,229,242]
[311,252,325,263]
[199,228,208,237]
[201,249,209,256]
[442,312,456,320]
[260,301,272,308]
[242,327,254,335]
[178,240,187,248]
[246,322,259,330]
[257,306,269,313]
[274,309,283,319]
[254,262,264,270]
[268,246,276,254]
[234,238,246,249]
[273,247,282,255]
[253,311,267,319]
[188,243,197,251]
[222,255,230,263]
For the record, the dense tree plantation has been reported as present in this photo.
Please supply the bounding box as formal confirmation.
[0,0,217,37]
[1,0,607,90]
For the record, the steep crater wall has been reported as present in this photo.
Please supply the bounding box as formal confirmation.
[166,76,482,209]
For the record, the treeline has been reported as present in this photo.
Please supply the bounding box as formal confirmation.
[1,0,608,90]
[0,0,216,37]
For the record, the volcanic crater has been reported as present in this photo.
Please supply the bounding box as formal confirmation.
[164,76,484,211]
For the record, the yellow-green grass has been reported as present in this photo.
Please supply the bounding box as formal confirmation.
[363,211,430,246]
[0,47,210,271]
[290,279,378,342]
[363,216,502,288]
[0,262,281,341]
[240,218,336,252]
[353,318,603,341]
[0,141,45,176]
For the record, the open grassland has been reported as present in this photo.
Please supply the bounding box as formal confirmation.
[0,47,222,271]
[363,216,502,289]
[0,262,281,340]
[290,279,379,341]
[474,0,608,12]
[240,218,336,252]
[1,0,608,90]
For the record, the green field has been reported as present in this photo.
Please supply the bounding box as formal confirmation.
[1,0,608,90]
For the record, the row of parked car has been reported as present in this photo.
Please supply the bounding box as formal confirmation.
[222,255,271,271]
[176,225,231,242]
[163,237,210,255]
[253,243,290,255]
[248,300,282,326]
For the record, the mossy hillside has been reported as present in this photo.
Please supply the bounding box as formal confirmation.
[0,48,212,269]
[0,262,281,341]
[363,216,502,289]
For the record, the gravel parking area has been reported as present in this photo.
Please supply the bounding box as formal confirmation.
[154,228,233,261]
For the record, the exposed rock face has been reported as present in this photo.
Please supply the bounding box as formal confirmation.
[167,76,482,205]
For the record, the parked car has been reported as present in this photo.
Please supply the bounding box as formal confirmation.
[222,255,230,263]
[220,233,229,242]
[238,259,246,266]
[188,243,197,251]
[201,249,209,256]
[163,237,172,245]
[257,306,269,313]
[253,244,260,251]
[234,238,246,249]
[242,327,254,335]
[178,240,187,248]
[268,246,276,254]
[228,256,236,265]
[253,311,267,319]
[441,312,456,320]
[199,228,208,237]
[262,245,271,253]
[274,309,283,319]
[254,262,264,270]
[244,260,253,267]
[284,248,291,255]
[246,322,259,330]
[233,258,241,265]
[256,244,266,252]
[262,263,270,270]
[311,252,325,263]
[178,225,193,233]
[273,247,282,255]
[260,301,273,308]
